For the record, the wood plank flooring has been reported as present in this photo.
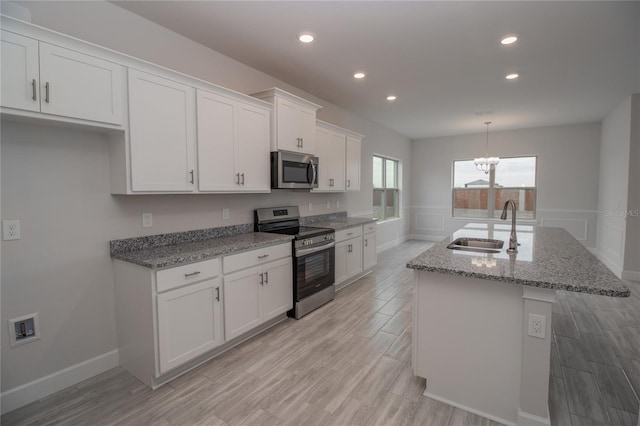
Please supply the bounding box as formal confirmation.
[2,240,639,426]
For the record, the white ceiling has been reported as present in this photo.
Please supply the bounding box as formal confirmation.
[112,1,640,139]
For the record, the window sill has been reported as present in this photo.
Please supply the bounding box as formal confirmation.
[375,217,402,225]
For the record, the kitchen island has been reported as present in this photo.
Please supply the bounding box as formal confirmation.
[406,223,629,426]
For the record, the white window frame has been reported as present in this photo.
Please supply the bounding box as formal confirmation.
[451,155,538,220]
[373,154,401,222]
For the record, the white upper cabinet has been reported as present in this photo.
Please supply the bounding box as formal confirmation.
[197,90,270,193]
[1,31,39,112]
[1,30,124,125]
[346,134,362,191]
[128,69,196,192]
[314,120,347,192]
[251,88,321,155]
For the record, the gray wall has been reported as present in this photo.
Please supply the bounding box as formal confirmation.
[1,1,411,394]
[409,123,602,246]
[596,94,640,279]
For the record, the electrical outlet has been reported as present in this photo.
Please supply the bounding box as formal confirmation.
[528,314,546,339]
[8,313,40,347]
[3,220,21,240]
[142,213,153,228]
[222,208,229,220]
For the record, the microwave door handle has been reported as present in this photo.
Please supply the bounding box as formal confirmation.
[309,161,317,188]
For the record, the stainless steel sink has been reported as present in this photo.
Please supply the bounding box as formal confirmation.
[447,237,504,253]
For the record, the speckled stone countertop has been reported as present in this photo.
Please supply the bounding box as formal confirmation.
[406,223,630,297]
[111,232,293,270]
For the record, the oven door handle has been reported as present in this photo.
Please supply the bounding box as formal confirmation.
[296,241,335,256]
[308,160,317,188]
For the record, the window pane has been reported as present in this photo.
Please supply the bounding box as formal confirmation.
[385,189,399,219]
[373,189,385,220]
[373,156,384,188]
[385,159,397,188]
[452,160,491,218]
[493,157,537,219]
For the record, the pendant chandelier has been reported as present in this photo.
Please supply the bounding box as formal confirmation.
[473,121,500,174]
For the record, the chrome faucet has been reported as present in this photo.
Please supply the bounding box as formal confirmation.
[500,199,518,253]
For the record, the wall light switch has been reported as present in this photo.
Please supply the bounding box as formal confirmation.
[222,208,229,220]
[142,213,153,228]
[2,220,20,240]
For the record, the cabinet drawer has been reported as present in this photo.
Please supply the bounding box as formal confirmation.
[156,258,220,293]
[223,243,291,275]
[335,226,363,243]
[364,223,376,234]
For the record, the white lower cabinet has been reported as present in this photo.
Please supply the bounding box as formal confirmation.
[363,231,377,270]
[223,249,292,341]
[157,278,223,374]
[335,226,364,285]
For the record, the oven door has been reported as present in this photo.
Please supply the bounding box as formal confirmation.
[294,243,335,301]
[272,151,318,189]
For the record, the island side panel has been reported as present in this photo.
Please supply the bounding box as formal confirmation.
[413,270,523,426]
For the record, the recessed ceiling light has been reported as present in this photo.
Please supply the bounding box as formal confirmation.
[501,35,518,45]
[505,73,519,80]
[353,72,366,79]
[298,33,314,43]
[386,95,397,101]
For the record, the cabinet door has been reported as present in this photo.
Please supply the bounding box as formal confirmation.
[197,90,237,191]
[0,31,40,112]
[314,126,333,191]
[346,135,361,191]
[347,237,364,277]
[297,105,317,155]
[334,240,350,284]
[363,233,377,270]
[236,102,270,192]
[260,257,293,321]
[329,132,346,190]
[223,265,262,341]
[157,278,223,374]
[129,69,196,192]
[275,97,301,152]
[39,43,124,125]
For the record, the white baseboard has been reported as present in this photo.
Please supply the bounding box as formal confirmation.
[1,349,119,414]
[518,408,551,426]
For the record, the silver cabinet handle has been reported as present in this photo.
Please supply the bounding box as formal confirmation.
[365,239,368,247]
[258,254,269,259]
[265,271,269,284]
[260,272,264,285]
[241,173,245,185]
[296,137,301,147]
[347,232,354,236]
[184,271,201,277]
[330,178,334,187]
[300,137,303,147]
[347,179,351,188]
[189,170,194,184]
[32,79,37,101]
[45,82,50,103]
[236,173,240,185]
[215,287,220,301]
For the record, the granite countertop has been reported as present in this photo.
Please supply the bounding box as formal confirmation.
[112,232,293,269]
[406,223,630,297]
[308,217,376,231]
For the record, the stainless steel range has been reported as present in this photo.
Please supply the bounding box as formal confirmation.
[255,206,335,319]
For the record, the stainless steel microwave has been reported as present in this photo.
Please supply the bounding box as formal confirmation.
[271,151,319,189]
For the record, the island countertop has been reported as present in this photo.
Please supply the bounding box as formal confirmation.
[406,223,630,297]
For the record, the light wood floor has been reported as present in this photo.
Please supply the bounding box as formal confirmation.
[2,240,639,426]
